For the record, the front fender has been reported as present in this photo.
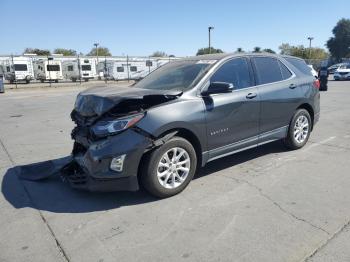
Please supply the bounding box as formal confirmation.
[136,98,208,152]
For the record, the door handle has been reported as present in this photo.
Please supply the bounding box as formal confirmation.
[246,92,257,99]
[289,83,297,89]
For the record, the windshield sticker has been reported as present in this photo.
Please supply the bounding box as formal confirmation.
[196,60,217,64]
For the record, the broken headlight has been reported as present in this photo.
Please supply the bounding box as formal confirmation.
[91,113,144,137]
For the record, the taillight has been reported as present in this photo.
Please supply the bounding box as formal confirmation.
[313,79,320,89]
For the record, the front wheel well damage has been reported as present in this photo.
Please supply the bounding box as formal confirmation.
[137,128,203,182]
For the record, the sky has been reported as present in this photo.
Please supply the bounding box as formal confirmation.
[1,0,349,56]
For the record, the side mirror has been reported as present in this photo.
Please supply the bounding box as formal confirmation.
[203,82,234,95]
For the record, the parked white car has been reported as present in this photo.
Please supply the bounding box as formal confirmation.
[308,65,318,78]
[328,63,346,74]
[334,64,350,81]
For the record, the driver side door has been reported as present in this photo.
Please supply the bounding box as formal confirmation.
[203,57,260,161]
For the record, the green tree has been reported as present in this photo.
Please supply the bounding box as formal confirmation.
[327,18,350,61]
[196,47,224,56]
[263,48,276,54]
[253,47,261,53]
[86,47,111,56]
[236,47,244,53]
[151,51,167,57]
[278,43,292,55]
[278,43,328,59]
[53,48,77,56]
[24,48,50,56]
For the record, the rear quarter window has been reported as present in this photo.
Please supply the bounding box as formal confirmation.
[284,57,312,76]
[279,61,293,80]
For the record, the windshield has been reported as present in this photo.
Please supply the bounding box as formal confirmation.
[134,60,215,91]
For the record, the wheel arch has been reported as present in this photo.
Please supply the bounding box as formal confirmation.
[297,103,314,130]
[137,127,203,180]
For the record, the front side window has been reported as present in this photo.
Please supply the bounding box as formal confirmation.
[14,64,28,71]
[210,57,253,90]
[68,65,74,71]
[130,66,137,72]
[47,65,60,71]
[253,57,283,85]
[81,65,91,71]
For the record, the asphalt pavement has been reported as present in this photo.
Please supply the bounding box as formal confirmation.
[0,80,350,262]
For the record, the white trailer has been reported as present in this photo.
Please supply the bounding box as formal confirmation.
[62,60,81,82]
[98,59,161,81]
[79,58,95,81]
[3,56,34,83]
[62,58,95,82]
[34,59,63,82]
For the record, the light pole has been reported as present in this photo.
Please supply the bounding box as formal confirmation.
[94,43,99,61]
[208,26,214,54]
[94,43,99,77]
[307,37,314,59]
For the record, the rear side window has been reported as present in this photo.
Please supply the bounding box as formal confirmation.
[253,57,283,85]
[117,66,124,72]
[130,66,137,72]
[284,57,312,76]
[210,57,253,90]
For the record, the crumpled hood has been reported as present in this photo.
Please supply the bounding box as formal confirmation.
[74,85,182,117]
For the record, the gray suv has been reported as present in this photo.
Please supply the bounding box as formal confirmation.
[67,53,320,198]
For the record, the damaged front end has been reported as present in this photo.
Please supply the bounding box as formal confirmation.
[57,87,182,191]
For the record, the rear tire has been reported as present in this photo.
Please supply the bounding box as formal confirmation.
[140,137,197,198]
[284,109,312,150]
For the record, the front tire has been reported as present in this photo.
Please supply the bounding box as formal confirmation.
[141,137,197,198]
[284,109,312,150]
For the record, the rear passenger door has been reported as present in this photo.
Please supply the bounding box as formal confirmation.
[251,56,301,142]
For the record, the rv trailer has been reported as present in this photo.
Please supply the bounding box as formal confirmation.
[97,59,160,81]
[62,60,81,82]
[34,59,63,83]
[62,58,96,82]
[79,58,95,81]
[3,56,34,84]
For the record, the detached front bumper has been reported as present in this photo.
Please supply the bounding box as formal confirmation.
[63,128,152,192]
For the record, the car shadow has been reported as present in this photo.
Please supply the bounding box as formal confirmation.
[2,141,286,214]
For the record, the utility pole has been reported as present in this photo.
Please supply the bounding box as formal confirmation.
[47,56,52,87]
[126,55,130,82]
[307,36,314,59]
[94,43,99,78]
[11,54,17,89]
[77,54,82,85]
[208,26,214,54]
